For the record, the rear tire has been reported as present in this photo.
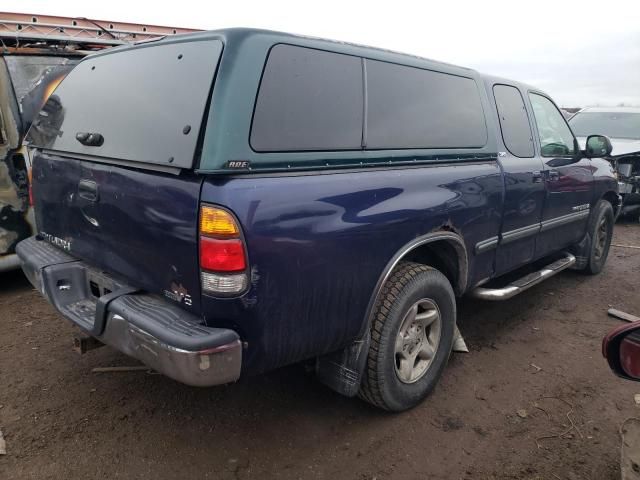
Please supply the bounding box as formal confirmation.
[583,200,614,275]
[358,262,455,412]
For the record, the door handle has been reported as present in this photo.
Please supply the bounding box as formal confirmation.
[78,179,99,202]
[76,132,104,147]
[532,171,543,183]
[548,170,560,182]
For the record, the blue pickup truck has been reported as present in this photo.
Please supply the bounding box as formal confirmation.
[17,29,619,411]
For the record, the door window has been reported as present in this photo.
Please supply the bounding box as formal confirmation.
[529,93,576,157]
[493,85,534,157]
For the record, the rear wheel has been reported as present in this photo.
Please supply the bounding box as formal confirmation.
[358,262,455,411]
[583,200,614,275]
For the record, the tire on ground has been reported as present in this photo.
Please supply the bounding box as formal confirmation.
[581,199,614,275]
[358,262,456,411]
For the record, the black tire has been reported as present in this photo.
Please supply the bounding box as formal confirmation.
[358,262,455,412]
[583,199,614,275]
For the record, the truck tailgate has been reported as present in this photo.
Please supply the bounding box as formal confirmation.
[32,152,203,313]
[24,36,226,314]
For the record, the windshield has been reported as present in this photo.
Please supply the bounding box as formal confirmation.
[569,112,640,140]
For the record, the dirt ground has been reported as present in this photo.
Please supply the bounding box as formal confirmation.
[1,223,640,480]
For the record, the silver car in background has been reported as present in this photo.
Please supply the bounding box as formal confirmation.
[570,107,640,220]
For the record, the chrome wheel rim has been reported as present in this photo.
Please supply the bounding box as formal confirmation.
[394,298,442,384]
[594,215,609,260]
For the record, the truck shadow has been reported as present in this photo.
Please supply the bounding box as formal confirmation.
[86,269,578,420]
[59,269,577,477]
[0,268,31,294]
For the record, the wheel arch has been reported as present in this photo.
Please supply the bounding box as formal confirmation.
[601,190,622,218]
[315,230,468,398]
[360,231,468,337]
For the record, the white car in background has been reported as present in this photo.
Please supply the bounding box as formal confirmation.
[570,107,640,220]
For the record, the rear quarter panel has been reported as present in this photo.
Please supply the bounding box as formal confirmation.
[201,163,503,374]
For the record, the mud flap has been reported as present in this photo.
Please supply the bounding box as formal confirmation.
[318,323,468,397]
[452,325,469,353]
[569,230,591,271]
[316,331,371,398]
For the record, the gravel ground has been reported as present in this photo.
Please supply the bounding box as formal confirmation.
[1,223,639,479]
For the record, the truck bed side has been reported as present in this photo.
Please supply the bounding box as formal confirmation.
[201,162,503,374]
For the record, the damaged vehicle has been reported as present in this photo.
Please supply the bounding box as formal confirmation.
[569,107,640,220]
[0,12,197,271]
[18,29,619,411]
[0,53,78,271]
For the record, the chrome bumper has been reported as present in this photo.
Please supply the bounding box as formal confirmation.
[100,313,242,387]
[16,236,242,387]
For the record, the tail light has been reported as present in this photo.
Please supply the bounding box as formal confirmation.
[199,205,248,295]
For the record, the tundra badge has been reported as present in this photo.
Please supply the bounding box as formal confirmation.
[40,231,72,251]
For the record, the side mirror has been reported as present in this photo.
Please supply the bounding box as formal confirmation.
[603,321,640,381]
[584,134,613,158]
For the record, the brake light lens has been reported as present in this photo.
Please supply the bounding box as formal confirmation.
[200,238,246,272]
[199,205,248,296]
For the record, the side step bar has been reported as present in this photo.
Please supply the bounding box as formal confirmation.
[471,253,576,301]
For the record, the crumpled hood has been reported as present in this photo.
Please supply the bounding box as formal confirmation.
[577,137,640,157]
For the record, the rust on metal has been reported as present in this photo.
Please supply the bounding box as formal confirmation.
[0,12,200,47]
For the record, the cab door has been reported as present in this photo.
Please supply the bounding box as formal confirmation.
[491,84,546,275]
[527,93,594,258]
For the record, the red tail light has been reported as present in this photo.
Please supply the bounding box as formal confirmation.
[199,205,248,295]
[200,238,246,272]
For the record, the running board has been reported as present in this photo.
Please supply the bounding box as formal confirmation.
[471,253,576,301]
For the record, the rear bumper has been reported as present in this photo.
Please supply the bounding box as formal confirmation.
[16,236,242,387]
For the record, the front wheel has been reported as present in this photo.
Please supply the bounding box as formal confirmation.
[358,262,455,411]
[583,199,614,275]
